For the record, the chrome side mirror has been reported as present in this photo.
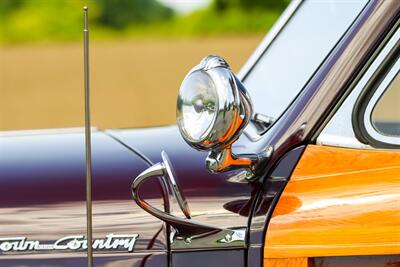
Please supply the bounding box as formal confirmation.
[177,55,257,174]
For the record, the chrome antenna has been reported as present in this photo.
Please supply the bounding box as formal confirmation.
[83,6,93,267]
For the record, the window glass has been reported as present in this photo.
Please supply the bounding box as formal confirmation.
[372,72,400,136]
[243,0,368,119]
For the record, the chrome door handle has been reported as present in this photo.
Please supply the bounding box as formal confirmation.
[131,151,220,238]
[132,151,190,218]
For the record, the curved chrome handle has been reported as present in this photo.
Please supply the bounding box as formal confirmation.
[132,151,220,238]
[160,151,191,219]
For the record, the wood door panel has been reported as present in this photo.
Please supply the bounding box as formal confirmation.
[264,145,400,258]
[264,258,309,267]
[264,255,400,267]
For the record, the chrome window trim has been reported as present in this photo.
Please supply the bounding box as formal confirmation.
[237,0,302,81]
[317,26,400,149]
[317,133,372,150]
[363,60,400,145]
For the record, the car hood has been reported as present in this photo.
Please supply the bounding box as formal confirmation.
[0,126,253,253]
[107,125,250,198]
[0,128,152,206]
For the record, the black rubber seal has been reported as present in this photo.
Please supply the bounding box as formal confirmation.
[352,34,400,149]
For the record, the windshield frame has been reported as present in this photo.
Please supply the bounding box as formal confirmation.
[236,0,369,142]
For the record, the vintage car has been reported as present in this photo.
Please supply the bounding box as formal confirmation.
[0,0,399,266]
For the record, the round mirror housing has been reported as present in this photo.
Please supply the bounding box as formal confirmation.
[177,55,256,173]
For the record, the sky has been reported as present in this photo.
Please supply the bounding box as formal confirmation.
[157,0,212,14]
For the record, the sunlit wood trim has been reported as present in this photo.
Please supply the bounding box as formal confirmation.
[264,145,400,258]
[264,257,309,267]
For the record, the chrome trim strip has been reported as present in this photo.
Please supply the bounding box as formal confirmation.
[0,234,139,253]
[237,0,302,81]
[170,228,246,251]
[317,133,372,150]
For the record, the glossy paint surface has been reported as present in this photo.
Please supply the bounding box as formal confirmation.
[172,249,244,267]
[0,252,167,267]
[264,255,400,267]
[247,0,399,265]
[0,125,256,265]
[247,147,305,267]
[0,130,167,265]
[108,126,255,236]
[264,145,400,258]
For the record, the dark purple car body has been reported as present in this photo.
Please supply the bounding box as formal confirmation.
[0,0,399,266]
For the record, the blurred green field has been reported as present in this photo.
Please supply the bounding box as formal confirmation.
[0,35,263,131]
[0,0,285,131]
[0,0,285,44]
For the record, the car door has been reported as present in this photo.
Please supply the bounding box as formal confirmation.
[263,18,400,267]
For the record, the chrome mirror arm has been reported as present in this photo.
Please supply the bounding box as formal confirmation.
[205,78,273,177]
[205,148,256,173]
[205,145,273,179]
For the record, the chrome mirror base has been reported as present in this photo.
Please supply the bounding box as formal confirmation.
[205,146,273,180]
[206,148,256,174]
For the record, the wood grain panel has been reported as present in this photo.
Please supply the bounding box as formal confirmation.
[264,258,309,267]
[264,145,400,258]
[313,255,400,267]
